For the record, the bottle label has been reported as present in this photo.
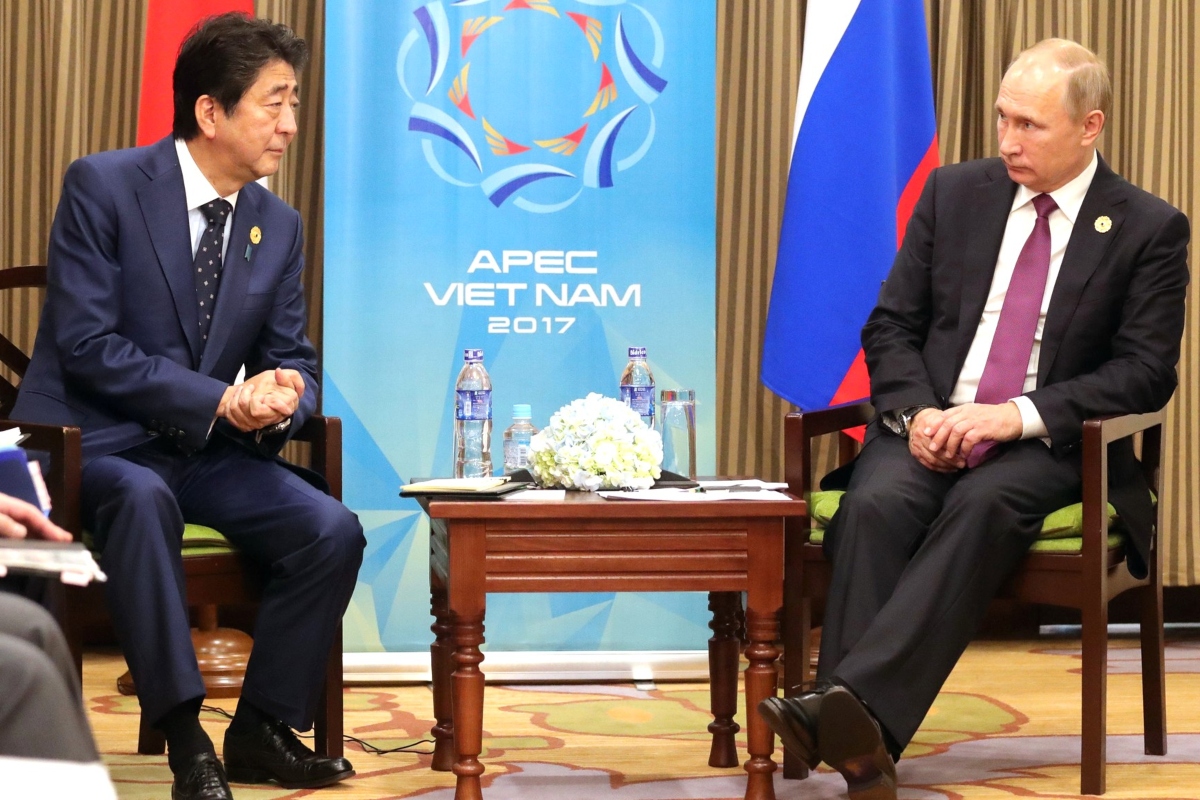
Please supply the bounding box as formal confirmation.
[504,438,531,469]
[456,389,492,421]
[620,385,655,419]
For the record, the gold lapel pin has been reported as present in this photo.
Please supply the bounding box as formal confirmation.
[1094,215,1112,233]
[250,226,262,245]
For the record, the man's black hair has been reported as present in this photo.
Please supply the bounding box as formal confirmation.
[172,12,308,140]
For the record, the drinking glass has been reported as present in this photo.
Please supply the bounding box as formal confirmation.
[657,389,696,479]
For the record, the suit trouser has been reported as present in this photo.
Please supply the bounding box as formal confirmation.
[0,591,100,761]
[816,431,1081,749]
[80,436,365,732]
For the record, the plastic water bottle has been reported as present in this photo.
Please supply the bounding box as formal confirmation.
[453,349,492,478]
[619,346,655,427]
[502,404,539,474]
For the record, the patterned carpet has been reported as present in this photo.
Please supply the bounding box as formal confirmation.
[87,635,1200,799]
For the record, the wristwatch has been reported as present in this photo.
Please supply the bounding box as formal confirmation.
[885,405,933,439]
[254,417,292,443]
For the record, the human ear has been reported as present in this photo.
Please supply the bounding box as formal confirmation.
[1081,110,1104,145]
[194,95,219,139]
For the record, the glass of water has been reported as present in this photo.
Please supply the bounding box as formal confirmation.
[657,389,696,479]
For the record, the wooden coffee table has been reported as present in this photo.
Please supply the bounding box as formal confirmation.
[423,490,805,800]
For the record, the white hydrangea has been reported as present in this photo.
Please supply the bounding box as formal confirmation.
[528,393,663,491]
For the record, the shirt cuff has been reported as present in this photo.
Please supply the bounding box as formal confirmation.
[1010,396,1048,439]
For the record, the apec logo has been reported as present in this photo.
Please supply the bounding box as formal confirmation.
[397,0,668,213]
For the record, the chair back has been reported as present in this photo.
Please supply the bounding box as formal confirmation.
[0,265,47,419]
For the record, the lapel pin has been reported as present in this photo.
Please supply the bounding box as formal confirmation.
[1094,215,1112,233]
[250,226,262,244]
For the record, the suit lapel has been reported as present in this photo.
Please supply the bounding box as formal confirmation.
[200,188,262,375]
[1037,158,1126,383]
[953,162,1018,380]
[136,138,203,366]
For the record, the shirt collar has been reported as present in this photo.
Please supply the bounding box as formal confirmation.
[174,138,240,213]
[1010,150,1098,224]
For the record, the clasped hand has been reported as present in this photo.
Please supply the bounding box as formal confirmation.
[908,402,1023,473]
[217,368,305,433]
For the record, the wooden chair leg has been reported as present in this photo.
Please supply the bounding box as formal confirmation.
[1080,595,1108,795]
[706,591,741,768]
[314,624,343,757]
[781,532,810,781]
[1138,582,1167,755]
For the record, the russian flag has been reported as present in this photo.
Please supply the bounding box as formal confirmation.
[761,0,938,414]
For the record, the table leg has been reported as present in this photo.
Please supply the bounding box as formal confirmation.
[430,583,456,772]
[449,521,488,800]
[707,591,741,768]
[744,518,783,800]
[743,607,780,800]
[451,611,486,800]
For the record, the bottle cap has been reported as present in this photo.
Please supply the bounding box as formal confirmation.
[463,348,484,362]
[512,404,532,419]
[628,346,647,359]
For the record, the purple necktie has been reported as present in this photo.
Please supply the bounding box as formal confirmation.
[967,193,1057,468]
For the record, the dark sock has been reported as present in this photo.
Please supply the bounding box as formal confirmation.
[227,696,274,736]
[156,698,214,775]
[880,724,904,762]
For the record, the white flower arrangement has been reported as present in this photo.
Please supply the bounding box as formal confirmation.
[528,393,663,491]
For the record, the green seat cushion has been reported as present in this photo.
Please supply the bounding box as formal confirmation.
[806,490,1117,540]
[806,527,1122,553]
[83,523,238,557]
[181,524,238,556]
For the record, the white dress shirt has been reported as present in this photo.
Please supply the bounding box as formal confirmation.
[174,138,239,261]
[175,138,243,435]
[948,151,1099,439]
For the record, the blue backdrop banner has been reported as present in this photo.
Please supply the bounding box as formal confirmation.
[325,0,717,653]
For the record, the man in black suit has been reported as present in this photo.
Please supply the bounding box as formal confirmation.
[12,14,365,800]
[760,38,1189,800]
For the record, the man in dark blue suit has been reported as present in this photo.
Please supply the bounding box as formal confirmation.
[13,14,365,799]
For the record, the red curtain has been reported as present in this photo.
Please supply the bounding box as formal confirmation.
[137,0,255,146]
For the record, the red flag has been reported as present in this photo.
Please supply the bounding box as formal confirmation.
[137,0,255,146]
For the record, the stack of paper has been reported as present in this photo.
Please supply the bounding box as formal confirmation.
[402,477,512,493]
[0,540,106,586]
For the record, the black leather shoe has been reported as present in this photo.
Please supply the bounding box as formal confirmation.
[818,686,897,800]
[756,684,828,770]
[223,719,355,789]
[171,752,232,800]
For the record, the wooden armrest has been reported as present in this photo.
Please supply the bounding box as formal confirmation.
[0,419,82,537]
[784,401,874,496]
[291,415,343,502]
[785,400,875,440]
[1083,410,1165,447]
[1080,409,1165,557]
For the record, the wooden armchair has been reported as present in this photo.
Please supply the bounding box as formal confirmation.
[0,265,344,758]
[781,400,1167,795]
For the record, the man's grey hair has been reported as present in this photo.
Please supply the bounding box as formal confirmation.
[1011,38,1111,121]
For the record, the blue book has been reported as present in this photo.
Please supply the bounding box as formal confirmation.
[0,446,49,514]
